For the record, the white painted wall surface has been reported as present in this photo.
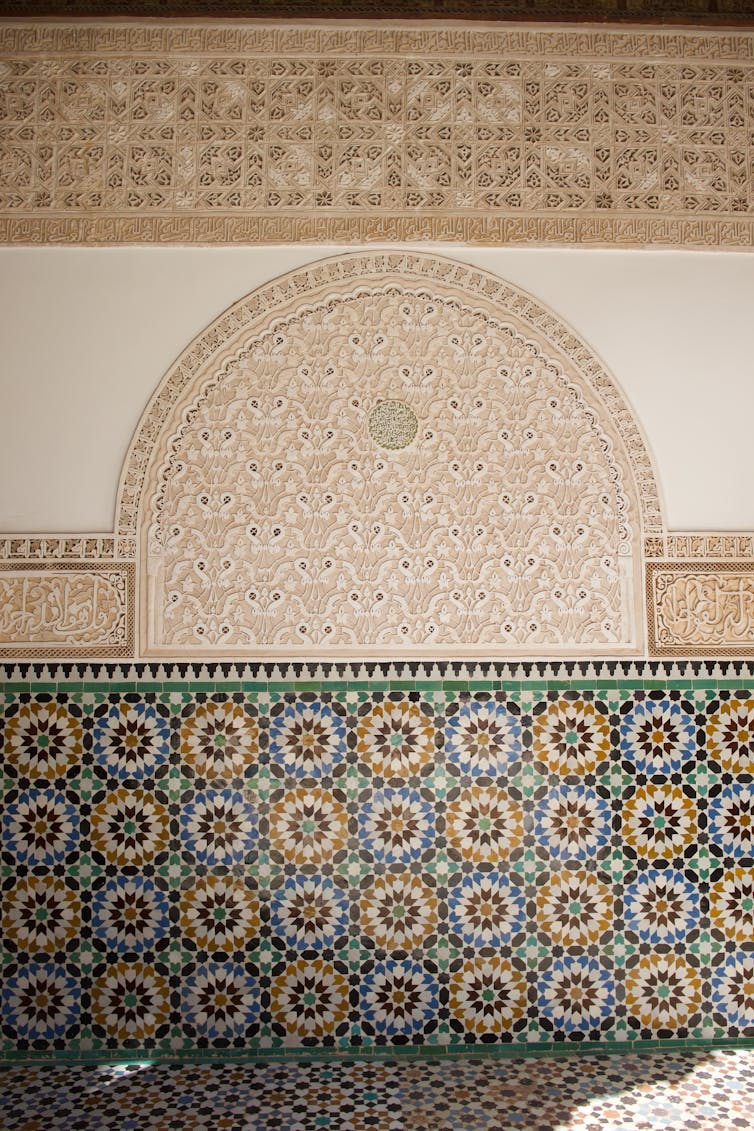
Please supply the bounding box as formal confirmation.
[0,245,751,533]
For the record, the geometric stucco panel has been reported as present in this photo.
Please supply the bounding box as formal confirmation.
[132,253,650,657]
[1,22,754,251]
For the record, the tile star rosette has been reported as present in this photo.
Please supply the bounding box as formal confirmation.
[269,698,346,781]
[270,959,349,1042]
[712,952,754,1031]
[180,698,259,782]
[708,783,754,860]
[619,696,696,776]
[358,788,435,864]
[359,873,438,952]
[531,698,610,776]
[91,876,171,956]
[532,785,611,861]
[92,700,170,782]
[91,787,170,867]
[623,868,701,945]
[447,872,526,949]
[535,869,613,947]
[355,698,435,783]
[706,698,754,774]
[621,784,698,862]
[181,963,260,1041]
[91,961,171,1043]
[2,699,83,783]
[179,789,257,867]
[179,874,260,955]
[539,956,615,1035]
[445,786,523,864]
[1,788,79,866]
[1,963,80,1044]
[269,787,348,868]
[710,866,754,944]
[2,876,81,957]
[448,957,527,1037]
[359,960,438,1039]
[444,697,522,778]
[269,875,350,952]
[625,953,702,1034]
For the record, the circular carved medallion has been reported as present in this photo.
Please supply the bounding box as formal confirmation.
[368,400,419,451]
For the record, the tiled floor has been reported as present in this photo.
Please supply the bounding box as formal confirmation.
[1,1048,753,1131]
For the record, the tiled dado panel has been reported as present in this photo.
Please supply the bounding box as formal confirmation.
[1,660,753,1060]
[1,22,754,249]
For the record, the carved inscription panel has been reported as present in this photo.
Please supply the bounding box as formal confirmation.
[649,563,754,656]
[145,284,641,656]
[0,565,134,658]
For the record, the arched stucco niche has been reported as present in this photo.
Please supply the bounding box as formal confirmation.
[117,252,662,658]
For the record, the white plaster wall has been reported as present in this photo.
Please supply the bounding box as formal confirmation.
[0,245,752,533]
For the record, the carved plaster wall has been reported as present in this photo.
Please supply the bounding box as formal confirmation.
[1,252,753,659]
[1,22,753,250]
[136,253,649,657]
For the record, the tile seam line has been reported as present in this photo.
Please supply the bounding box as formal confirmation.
[2,1038,754,1066]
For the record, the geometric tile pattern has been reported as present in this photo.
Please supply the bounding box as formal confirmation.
[2,1048,754,1130]
[3,664,753,1057]
[1,23,753,250]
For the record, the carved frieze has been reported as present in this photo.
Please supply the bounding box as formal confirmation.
[648,562,754,656]
[0,23,752,249]
[0,563,135,658]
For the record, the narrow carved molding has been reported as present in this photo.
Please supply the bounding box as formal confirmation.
[0,22,752,250]
[0,535,134,561]
[645,533,754,560]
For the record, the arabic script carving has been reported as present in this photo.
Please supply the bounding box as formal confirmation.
[649,565,754,655]
[0,566,134,658]
[141,259,644,656]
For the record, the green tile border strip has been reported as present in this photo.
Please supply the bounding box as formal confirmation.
[4,1037,754,1066]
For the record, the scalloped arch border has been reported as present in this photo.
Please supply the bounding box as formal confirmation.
[116,251,664,545]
